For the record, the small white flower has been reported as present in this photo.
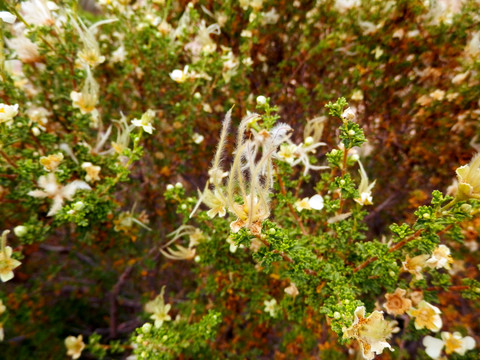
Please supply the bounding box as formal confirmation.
[0,11,16,24]
[351,89,364,101]
[28,173,91,216]
[170,66,189,83]
[309,194,324,210]
[65,335,85,359]
[423,332,476,359]
[354,160,376,206]
[0,104,19,126]
[263,298,277,317]
[426,244,453,270]
[0,231,22,283]
[294,198,311,212]
[277,143,297,164]
[144,286,172,328]
[132,109,155,134]
[192,132,204,144]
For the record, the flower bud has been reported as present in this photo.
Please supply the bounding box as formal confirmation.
[256,95,267,105]
[13,225,28,237]
[142,323,152,334]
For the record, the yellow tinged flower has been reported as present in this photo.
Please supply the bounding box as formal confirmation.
[354,160,376,206]
[294,198,312,212]
[0,299,6,315]
[0,104,19,126]
[40,153,64,172]
[161,245,196,261]
[0,230,21,283]
[284,283,299,297]
[402,254,429,280]
[407,300,442,332]
[264,299,277,317]
[384,288,412,316]
[426,245,453,270]
[455,153,480,200]
[65,335,85,359]
[423,332,476,359]
[277,143,297,164]
[81,162,101,182]
[443,332,475,355]
[342,306,394,360]
[144,286,172,328]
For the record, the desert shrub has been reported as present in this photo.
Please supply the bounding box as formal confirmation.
[0,0,479,359]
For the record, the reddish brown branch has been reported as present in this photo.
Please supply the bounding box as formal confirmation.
[0,149,18,168]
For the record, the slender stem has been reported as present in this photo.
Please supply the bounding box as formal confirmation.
[338,147,349,215]
[0,149,18,168]
[274,165,308,236]
[425,285,469,292]
[353,229,423,273]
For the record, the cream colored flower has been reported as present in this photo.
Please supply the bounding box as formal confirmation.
[263,298,277,317]
[430,89,445,101]
[0,299,6,315]
[81,162,101,182]
[72,17,116,68]
[70,68,99,115]
[277,143,297,164]
[40,153,64,172]
[144,286,172,328]
[351,89,364,101]
[426,245,453,270]
[284,283,299,297]
[65,335,85,359]
[294,198,312,212]
[20,0,57,26]
[28,173,91,216]
[455,153,480,200]
[452,71,469,85]
[0,230,21,282]
[407,301,442,332]
[442,331,475,355]
[161,245,196,260]
[409,290,424,305]
[208,168,229,185]
[384,288,412,316]
[0,104,19,126]
[170,66,189,83]
[27,106,49,126]
[202,188,227,218]
[6,36,41,64]
[192,132,204,144]
[342,306,394,360]
[402,254,429,280]
[342,107,356,121]
[423,332,475,359]
[354,161,376,206]
[131,109,155,134]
